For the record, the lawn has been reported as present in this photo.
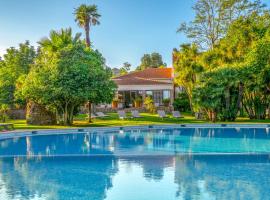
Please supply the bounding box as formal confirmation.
[5,112,270,131]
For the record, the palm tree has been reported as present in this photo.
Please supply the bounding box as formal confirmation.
[39,28,81,52]
[74,4,101,47]
[74,4,101,122]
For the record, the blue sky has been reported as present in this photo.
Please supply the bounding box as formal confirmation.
[0,0,268,69]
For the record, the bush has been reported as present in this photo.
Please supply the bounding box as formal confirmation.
[162,98,170,106]
[0,104,10,122]
[144,96,156,113]
[173,92,190,112]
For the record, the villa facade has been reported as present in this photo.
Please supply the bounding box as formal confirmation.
[112,68,176,108]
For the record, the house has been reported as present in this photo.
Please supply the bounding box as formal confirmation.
[112,68,175,108]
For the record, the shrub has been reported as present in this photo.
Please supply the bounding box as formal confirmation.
[144,96,156,113]
[162,98,170,106]
[0,104,10,123]
[173,92,190,112]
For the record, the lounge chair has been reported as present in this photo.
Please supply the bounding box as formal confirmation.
[96,112,109,117]
[157,110,168,118]
[131,110,142,118]
[117,110,127,119]
[85,113,97,120]
[172,111,183,118]
[0,123,14,131]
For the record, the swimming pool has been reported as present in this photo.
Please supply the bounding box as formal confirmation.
[0,126,270,199]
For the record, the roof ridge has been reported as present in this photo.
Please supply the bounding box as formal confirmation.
[112,67,173,79]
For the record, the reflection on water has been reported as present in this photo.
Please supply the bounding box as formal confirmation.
[1,128,270,199]
[0,155,270,200]
[1,128,270,156]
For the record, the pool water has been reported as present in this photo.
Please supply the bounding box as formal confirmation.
[0,127,270,199]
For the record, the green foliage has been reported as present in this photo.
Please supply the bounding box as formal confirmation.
[178,0,265,49]
[0,41,36,107]
[193,67,244,122]
[173,92,190,112]
[74,4,101,46]
[0,104,10,123]
[120,62,131,75]
[162,98,170,106]
[241,34,270,119]
[173,43,203,111]
[202,12,270,68]
[176,10,270,122]
[20,28,116,125]
[137,52,166,70]
[144,96,156,114]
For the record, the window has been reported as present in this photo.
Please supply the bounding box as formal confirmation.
[163,90,170,99]
[146,91,153,96]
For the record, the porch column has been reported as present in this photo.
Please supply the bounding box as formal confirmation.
[170,89,174,105]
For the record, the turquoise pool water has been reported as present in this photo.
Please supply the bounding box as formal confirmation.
[0,127,270,199]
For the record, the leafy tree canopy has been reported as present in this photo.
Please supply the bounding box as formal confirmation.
[120,62,131,75]
[136,52,166,70]
[173,43,204,111]
[202,11,270,69]
[20,28,116,125]
[0,41,36,107]
[178,0,266,49]
[74,4,101,46]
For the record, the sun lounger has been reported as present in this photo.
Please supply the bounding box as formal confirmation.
[96,112,109,117]
[157,110,168,118]
[172,111,183,118]
[131,110,142,118]
[85,113,97,120]
[0,123,14,131]
[117,110,127,119]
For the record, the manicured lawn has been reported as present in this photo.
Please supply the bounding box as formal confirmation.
[4,112,270,131]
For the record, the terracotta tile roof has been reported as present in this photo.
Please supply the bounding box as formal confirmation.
[112,68,173,85]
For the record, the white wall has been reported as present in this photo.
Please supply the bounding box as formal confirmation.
[117,84,174,91]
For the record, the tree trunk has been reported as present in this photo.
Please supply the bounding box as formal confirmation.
[64,102,68,125]
[85,24,90,47]
[234,83,244,117]
[186,91,193,113]
[67,105,74,125]
[88,101,92,123]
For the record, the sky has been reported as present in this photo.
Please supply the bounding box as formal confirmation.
[0,0,268,69]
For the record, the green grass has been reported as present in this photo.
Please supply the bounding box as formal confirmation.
[4,112,270,131]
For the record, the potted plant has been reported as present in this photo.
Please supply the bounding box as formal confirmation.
[112,98,119,108]
[134,96,143,108]
[162,98,170,106]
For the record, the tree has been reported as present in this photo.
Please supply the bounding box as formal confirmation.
[74,4,102,122]
[192,12,270,121]
[202,11,270,69]
[21,28,116,125]
[86,51,117,118]
[120,62,131,75]
[193,66,244,122]
[39,28,81,53]
[74,4,101,46]
[241,33,270,119]
[137,52,166,70]
[0,41,36,107]
[178,0,265,49]
[173,43,203,111]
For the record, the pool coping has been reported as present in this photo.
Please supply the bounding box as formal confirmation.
[1,123,270,141]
